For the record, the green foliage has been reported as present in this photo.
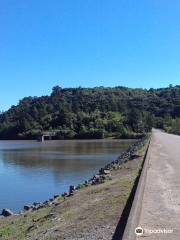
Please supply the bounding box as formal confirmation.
[56,129,77,139]
[163,117,180,135]
[76,183,86,189]
[0,85,180,139]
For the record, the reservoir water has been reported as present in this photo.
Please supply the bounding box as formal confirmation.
[0,139,135,212]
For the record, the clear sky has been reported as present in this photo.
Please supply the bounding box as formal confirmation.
[0,0,180,110]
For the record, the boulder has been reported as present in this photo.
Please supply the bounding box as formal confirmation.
[32,206,38,211]
[1,208,14,217]
[84,180,89,186]
[69,185,75,195]
[62,192,68,197]
[33,202,41,206]
[54,194,60,199]
[99,168,104,175]
[37,204,44,210]
[24,205,32,211]
[103,169,110,175]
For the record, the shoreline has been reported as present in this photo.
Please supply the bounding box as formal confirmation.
[0,136,142,141]
[0,135,150,240]
[0,135,150,217]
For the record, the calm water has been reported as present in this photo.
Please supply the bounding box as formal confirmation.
[0,139,135,212]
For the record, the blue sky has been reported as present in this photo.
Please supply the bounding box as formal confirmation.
[0,0,180,110]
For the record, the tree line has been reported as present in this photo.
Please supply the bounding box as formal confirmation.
[0,85,179,139]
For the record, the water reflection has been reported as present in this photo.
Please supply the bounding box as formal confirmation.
[0,139,135,212]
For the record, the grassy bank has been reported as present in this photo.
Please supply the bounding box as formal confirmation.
[0,138,150,240]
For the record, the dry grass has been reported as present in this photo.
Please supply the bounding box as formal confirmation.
[0,142,148,240]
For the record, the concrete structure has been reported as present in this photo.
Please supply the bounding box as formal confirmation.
[123,129,180,240]
[37,132,56,142]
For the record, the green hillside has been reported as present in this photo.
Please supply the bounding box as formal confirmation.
[0,85,180,139]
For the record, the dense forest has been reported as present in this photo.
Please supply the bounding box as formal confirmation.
[0,85,180,139]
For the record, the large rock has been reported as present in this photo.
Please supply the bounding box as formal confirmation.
[54,194,60,199]
[1,208,14,217]
[69,185,75,195]
[24,205,32,211]
[103,169,110,175]
[33,202,41,206]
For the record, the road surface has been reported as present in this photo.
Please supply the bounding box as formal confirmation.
[137,129,180,239]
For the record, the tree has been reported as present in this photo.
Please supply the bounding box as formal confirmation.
[0,85,180,139]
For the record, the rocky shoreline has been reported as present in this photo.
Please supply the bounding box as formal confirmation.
[0,135,149,218]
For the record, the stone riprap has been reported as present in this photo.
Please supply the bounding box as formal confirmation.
[1,135,149,217]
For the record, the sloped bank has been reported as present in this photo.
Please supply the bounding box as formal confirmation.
[0,135,150,240]
[1,136,149,217]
